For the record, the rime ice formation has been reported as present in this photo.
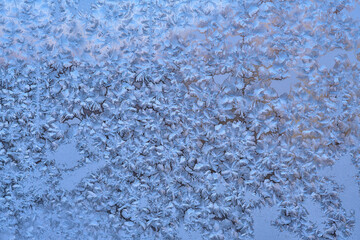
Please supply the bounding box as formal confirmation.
[1,0,360,239]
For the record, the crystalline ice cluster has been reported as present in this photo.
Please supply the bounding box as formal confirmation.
[0,0,360,239]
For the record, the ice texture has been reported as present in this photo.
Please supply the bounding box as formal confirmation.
[0,0,360,239]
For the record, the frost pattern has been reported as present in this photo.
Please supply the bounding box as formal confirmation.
[0,0,360,239]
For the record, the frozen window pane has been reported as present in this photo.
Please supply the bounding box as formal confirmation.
[1,0,359,238]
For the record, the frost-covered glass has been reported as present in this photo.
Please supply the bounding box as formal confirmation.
[0,0,360,239]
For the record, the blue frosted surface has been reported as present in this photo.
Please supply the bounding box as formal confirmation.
[1,1,360,239]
